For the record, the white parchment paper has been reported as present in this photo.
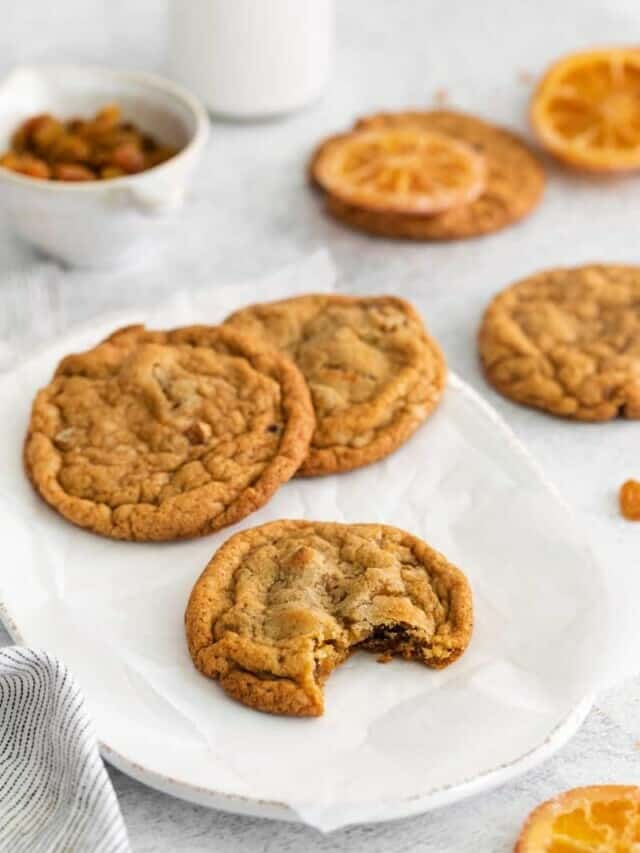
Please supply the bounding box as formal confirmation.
[0,251,610,829]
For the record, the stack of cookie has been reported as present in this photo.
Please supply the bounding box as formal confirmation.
[310,110,545,240]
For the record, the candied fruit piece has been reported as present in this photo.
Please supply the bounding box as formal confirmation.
[52,163,95,181]
[14,113,52,147]
[1,152,50,179]
[92,104,121,131]
[112,141,145,173]
[100,165,125,180]
[31,117,66,153]
[620,479,640,520]
[145,145,178,168]
[516,786,640,852]
[50,134,90,163]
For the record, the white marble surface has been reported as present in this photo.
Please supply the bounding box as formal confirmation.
[2,1,640,850]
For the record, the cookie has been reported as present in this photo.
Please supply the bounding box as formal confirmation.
[185,520,473,716]
[311,110,545,240]
[25,324,315,541]
[479,265,640,420]
[225,294,446,475]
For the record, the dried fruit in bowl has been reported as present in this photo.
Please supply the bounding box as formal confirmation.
[0,104,178,182]
[620,479,640,520]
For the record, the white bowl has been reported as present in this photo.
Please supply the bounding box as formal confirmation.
[0,64,209,268]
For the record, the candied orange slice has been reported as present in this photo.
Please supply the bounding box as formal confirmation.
[313,128,486,215]
[516,785,640,852]
[531,48,640,172]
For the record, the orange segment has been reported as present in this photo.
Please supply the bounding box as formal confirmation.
[516,785,640,852]
[313,128,486,215]
[531,48,640,172]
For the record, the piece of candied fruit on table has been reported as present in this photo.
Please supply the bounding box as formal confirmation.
[516,785,640,852]
[620,479,640,521]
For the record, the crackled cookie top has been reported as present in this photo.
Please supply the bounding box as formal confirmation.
[312,111,544,240]
[186,520,473,716]
[479,265,640,420]
[25,324,314,541]
[225,294,446,475]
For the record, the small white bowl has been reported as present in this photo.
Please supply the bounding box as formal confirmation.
[0,64,209,268]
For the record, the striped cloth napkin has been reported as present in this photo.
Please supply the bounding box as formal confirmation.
[0,647,130,853]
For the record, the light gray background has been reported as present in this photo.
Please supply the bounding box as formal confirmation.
[2,2,640,850]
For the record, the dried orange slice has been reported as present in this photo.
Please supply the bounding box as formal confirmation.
[313,128,486,215]
[620,479,640,520]
[516,785,640,852]
[531,48,640,172]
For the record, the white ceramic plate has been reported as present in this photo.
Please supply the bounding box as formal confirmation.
[0,272,608,830]
[0,579,594,826]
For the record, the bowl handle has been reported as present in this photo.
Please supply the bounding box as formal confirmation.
[125,186,186,216]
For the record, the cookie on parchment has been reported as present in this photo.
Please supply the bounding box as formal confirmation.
[479,264,640,420]
[225,294,446,476]
[24,324,315,541]
[311,110,545,240]
[185,520,473,717]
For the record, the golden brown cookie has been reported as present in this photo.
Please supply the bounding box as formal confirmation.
[479,264,640,421]
[185,520,473,717]
[310,110,545,240]
[25,324,315,541]
[225,294,446,476]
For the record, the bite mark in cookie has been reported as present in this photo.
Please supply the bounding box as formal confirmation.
[185,520,473,717]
